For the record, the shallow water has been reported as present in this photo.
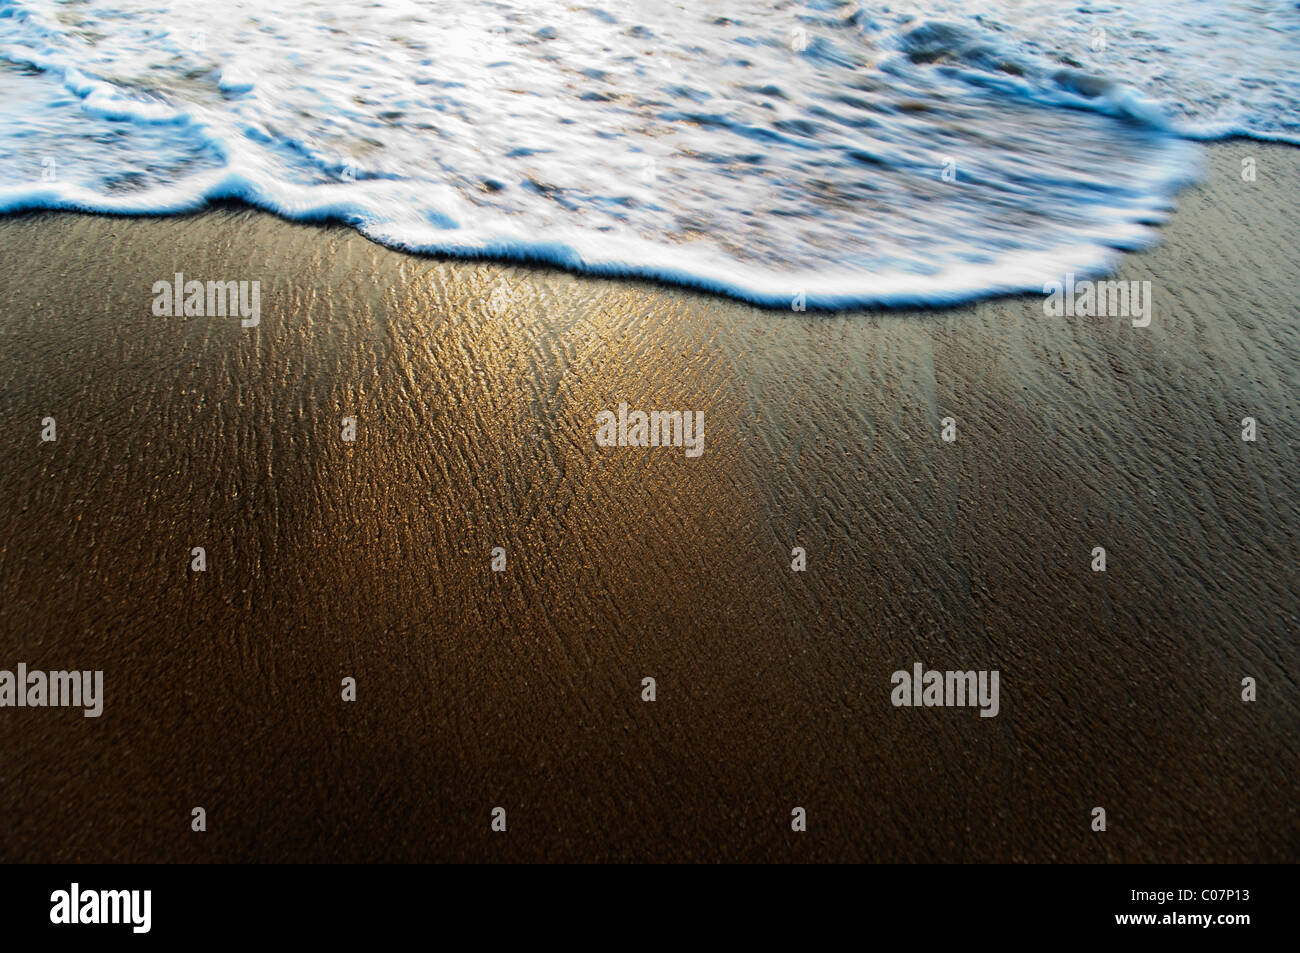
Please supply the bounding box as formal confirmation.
[1,0,1296,304]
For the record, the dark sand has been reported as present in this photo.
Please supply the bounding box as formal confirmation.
[0,143,1296,862]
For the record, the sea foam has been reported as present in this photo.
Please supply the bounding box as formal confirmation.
[0,0,1294,307]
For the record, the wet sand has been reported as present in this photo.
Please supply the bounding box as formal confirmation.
[0,142,1296,862]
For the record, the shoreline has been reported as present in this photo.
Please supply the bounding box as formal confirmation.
[5,136,1280,314]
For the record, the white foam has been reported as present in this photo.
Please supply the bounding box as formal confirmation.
[0,0,1294,307]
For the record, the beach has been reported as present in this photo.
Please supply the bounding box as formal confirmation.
[0,141,1296,863]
